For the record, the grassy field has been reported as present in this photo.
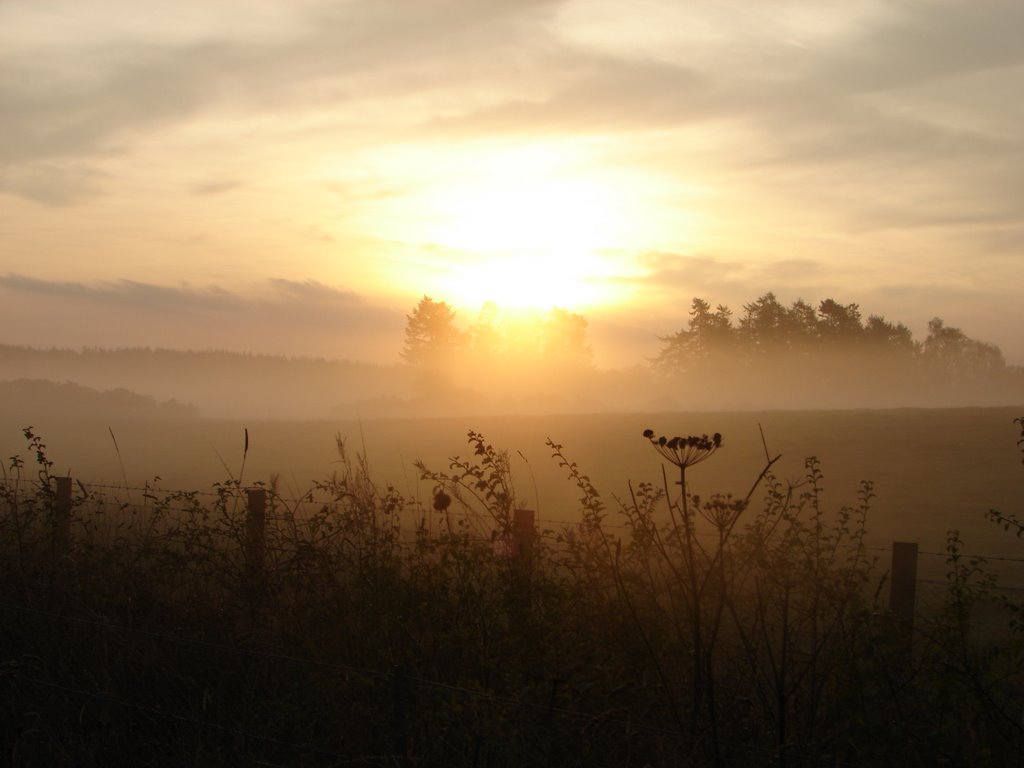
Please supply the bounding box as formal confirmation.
[2,407,1022,765]
[2,406,1021,569]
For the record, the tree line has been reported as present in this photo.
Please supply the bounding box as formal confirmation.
[655,292,1006,380]
[400,291,1019,407]
[402,296,593,372]
[403,291,1009,379]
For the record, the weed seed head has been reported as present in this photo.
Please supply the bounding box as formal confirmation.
[643,429,722,468]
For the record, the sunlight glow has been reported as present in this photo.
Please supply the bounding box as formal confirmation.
[419,142,654,259]
[338,140,703,311]
[429,177,634,256]
[416,145,669,310]
[444,251,612,311]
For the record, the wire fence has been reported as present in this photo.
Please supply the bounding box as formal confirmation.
[3,469,1022,765]
[63,482,1024,554]
[6,473,1024,588]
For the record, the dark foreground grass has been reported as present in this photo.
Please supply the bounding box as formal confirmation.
[1,423,1022,767]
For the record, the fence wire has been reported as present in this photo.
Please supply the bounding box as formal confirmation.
[2,470,1020,766]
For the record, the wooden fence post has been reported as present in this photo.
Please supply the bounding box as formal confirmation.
[511,509,535,617]
[53,476,72,560]
[246,488,266,580]
[512,508,535,572]
[889,541,918,635]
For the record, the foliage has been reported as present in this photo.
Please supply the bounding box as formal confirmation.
[402,295,466,368]
[924,317,1006,377]
[656,292,1004,382]
[1,424,1023,766]
[987,417,1024,539]
[651,293,1022,409]
[466,302,593,370]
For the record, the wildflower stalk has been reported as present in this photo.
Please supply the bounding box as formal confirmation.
[643,430,721,759]
[642,428,779,765]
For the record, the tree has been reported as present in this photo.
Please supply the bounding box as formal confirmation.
[817,299,864,345]
[688,298,734,355]
[542,307,593,368]
[468,301,504,363]
[739,292,793,354]
[864,315,917,354]
[923,317,1005,379]
[787,299,819,346]
[402,296,465,368]
[656,298,735,373]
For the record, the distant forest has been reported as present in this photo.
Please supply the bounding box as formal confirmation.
[0,379,198,420]
[0,292,1021,419]
[655,293,1004,375]
[0,345,412,420]
[648,293,1021,407]
[399,292,1021,410]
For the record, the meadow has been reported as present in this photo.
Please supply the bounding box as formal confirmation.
[3,407,1021,566]
[1,407,1022,765]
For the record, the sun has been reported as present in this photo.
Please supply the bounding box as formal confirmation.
[433,176,628,255]
[425,166,646,310]
[444,249,609,310]
[342,139,700,311]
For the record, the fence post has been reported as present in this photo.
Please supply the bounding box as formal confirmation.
[510,508,535,618]
[889,541,918,636]
[246,488,266,581]
[512,508,535,573]
[53,476,72,560]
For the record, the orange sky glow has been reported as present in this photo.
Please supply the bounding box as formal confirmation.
[2,0,1023,366]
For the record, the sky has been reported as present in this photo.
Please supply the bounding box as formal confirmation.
[2,0,1023,366]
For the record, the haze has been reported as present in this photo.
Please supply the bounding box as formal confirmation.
[2,0,1024,369]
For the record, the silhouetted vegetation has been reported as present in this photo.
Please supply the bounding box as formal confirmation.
[400,297,596,406]
[654,293,1022,407]
[1,291,1021,418]
[0,379,198,420]
[403,296,467,369]
[1,422,1021,765]
[0,345,414,419]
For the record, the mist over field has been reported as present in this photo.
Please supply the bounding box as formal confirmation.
[3,293,1023,567]
[2,291,1021,561]
[2,291,1022,420]
[2,405,1021,561]
[2,286,1021,576]
[5,1,1024,762]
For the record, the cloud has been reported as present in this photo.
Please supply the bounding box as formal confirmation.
[4,0,1019,224]
[0,0,568,168]
[633,253,747,293]
[0,273,388,316]
[628,253,827,301]
[189,179,242,196]
[0,164,107,205]
[417,55,714,137]
[0,275,245,312]
[0,44,224,168]
[1,0,1021,368]
[820,0,1024,92]
[0,275,406,361]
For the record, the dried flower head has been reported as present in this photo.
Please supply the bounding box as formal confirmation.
[642,429,722,468]
[697,493,747,529]
[433,489,452,512]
